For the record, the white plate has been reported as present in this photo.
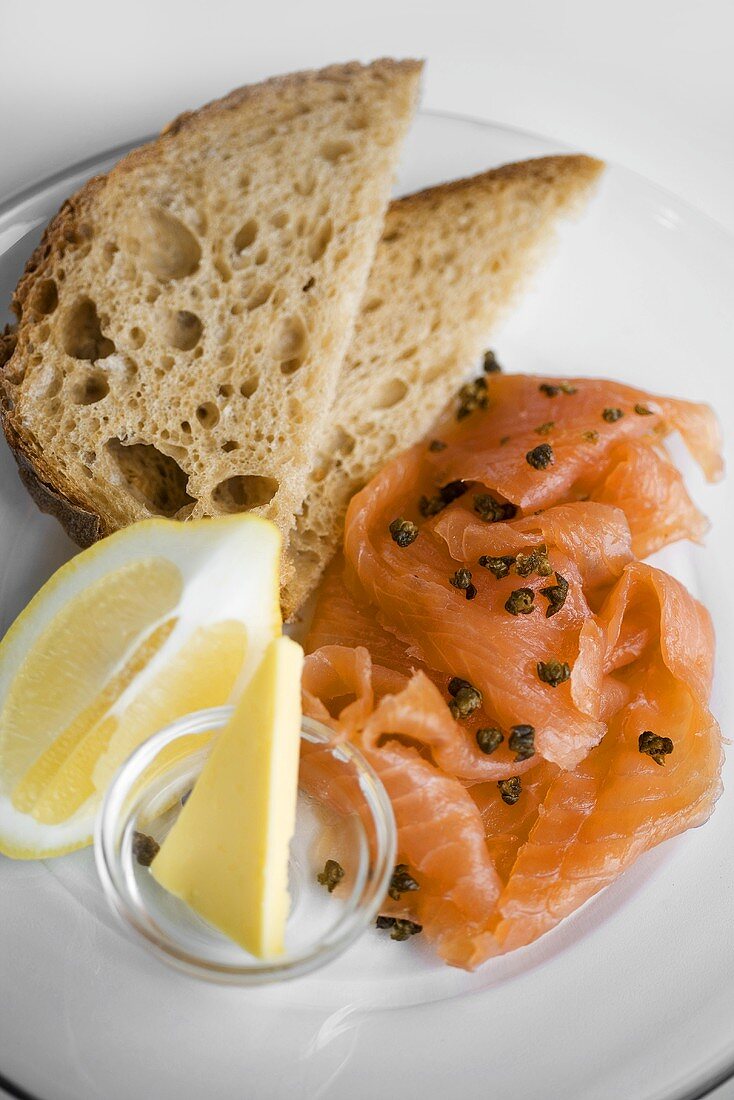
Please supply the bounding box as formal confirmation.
[1,111,733,1100]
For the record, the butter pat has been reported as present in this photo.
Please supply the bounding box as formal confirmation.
[151,635,304,958]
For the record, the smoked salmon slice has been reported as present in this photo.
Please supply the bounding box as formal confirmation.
[302,647,504,966]
[303,372,723,968]
[423,374,722,515]
[493,567,721,951]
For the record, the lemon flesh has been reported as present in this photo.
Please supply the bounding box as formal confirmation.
[0,515,281,859]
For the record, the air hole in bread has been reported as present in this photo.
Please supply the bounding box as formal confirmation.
[101,242,119,268]
[106,439,195,517]
[273,315,307,363]
[196,401,220,429]
[363,296,383,314]
[71,369,110,405]
[239,173,251,191]
[167,310,202,351]
[319,138,352,161]
[247,283,273,311]
[145,287,161,304]
[218,384,234,398]
[382,229,400,244]
[30,279,58,316]
[373,378,408,409]
[212,474,278,513]
[129,327,146,349]
[61,298,115,360]
[131,207,201,280]
[294,172,315,197]
[180,420,192,434]
[254,247,269,266]
[308,219,333,262]
[214,256,232,282]
[280,358,303,376]
[160,355,175,371]
[333,427,356,455]
[347,109,368,131]
[162,443,189,463]
[240,377,258,398]
[219,346,235,366]
[234,219,258,252]
[221,440,239,453]
[270,211,289,229]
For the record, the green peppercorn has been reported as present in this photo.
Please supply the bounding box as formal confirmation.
[450,567,473,594]
[478,554,516,579]
[539,381,576,397]
[483,349,502,373]
[539,573,569,618]
[638,731,674,765]
[132,831,160,868]
[388,864,420,901]
[476,727,504,755]
[498,777,522,805]
[505,588,535,615]
[473,493,517,523]
[526,443,554,470]
[448,678,483,719]
[537,658,571,687]
[508,724,536,761]
[376,916,423,940]
[457,376,490,420]
[515,545,553,578]
[389,517,419,547]
[317,859,345,893]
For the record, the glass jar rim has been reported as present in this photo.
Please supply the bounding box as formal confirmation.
[94,706,397,985]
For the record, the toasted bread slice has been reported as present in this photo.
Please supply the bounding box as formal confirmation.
[282,155,604,615]
[0,60,422,558]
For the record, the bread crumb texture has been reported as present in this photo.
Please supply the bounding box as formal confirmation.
[0,59,422,560]
[282,154,604,614]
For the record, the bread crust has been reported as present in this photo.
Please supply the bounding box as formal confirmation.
[0,59,422,550]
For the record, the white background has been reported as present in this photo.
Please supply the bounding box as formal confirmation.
[2,1,733,1098]
[2,0,734,235]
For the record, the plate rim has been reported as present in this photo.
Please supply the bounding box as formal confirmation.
[3,106,734,250]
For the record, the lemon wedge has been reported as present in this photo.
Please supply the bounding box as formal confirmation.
[0,515,281,859]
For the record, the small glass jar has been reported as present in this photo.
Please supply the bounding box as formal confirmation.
[94,707,396,984]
